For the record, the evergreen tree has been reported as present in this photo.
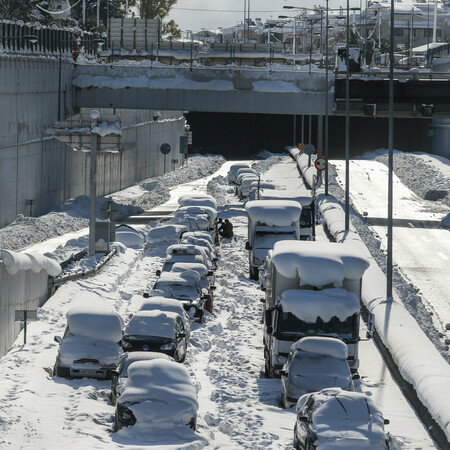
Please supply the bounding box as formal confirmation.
[0,0,34,21]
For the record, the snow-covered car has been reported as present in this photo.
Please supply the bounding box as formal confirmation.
[280,337,354,408]
[228,162,251,184]
[174,206,217,229]
[294,388,390,449]
[114,224,145,249]
[235,171,257,195]
[110,351,174,406]
[121,311,188,362]
[180,230,216,248]
[114,359,198,431]
[147,224,189,247]
[162,243,214,271]
[180,235,219,260]
[53,306,124,379]
[138,296,191,340]
[151,271,207,321]
[171,262,216,312]
[248,181,276,200]
[178,193,218,210]
[238,175,259,200]
[170,213,211,232]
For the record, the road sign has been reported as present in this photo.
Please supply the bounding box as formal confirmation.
[160,143,171,155]
[315,157,326,171]
[15,309,37,345]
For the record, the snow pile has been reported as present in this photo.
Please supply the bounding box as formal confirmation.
[280,289,360,322]
[207,175,233,206]
[367,149,450,208]
[124,311,178,338]
[246,200,301,226]
[251,153,286,174]
[147,224,188,246]
[272,241,370,288]
[66,305,124,342]
[0,249,61,276]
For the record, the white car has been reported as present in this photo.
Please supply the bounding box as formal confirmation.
[178,193,218,210]
[163,243,214,271]
[294,388,390,449]
[139,295,191,340]
[280,336,354,408]
[53,305,124,379]
[228,163,250,184]
[115,359,198,431]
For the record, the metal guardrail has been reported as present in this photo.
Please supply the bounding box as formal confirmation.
[49,248,117,293]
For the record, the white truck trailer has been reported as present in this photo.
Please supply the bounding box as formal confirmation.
[245,200,302,280]
[262,240,370,377]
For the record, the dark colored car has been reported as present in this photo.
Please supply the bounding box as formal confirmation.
[120,310,187,362]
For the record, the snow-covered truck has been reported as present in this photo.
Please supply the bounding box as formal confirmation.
[259,190,315,240]
[262,240,370,377]
[245,200,302,280]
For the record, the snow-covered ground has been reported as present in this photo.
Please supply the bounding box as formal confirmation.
[0,151,446,448]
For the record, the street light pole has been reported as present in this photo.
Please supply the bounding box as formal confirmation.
[325,0,330,195]
[345,0,351,230]
[89,111,100,256]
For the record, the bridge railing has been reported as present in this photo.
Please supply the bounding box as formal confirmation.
[0,21,98,59]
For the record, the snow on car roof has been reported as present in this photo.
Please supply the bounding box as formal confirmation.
[181,231,214,245]
[171,262,209,276]
[297,388,387,447]
[236,167,256,176]
[147,224,189,245]
[246,200,302,226]
[114,228,145,249]
[139,296,186,314]
[166,243,197,255]
[178,194,217,209]
[229,163,250,174]
[66,305,124,342]
[157,270,201,283]
[124,310,180,338]
[291,336,348,359]
[176,206,217,221]
[272,241,370,288]
[280,289,360,322]
[119,359,198,426]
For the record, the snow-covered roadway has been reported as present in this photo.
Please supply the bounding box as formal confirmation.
[333,159,450,344]
[0,155,440,449]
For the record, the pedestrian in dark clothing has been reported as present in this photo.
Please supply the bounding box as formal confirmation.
[218,219,233,238]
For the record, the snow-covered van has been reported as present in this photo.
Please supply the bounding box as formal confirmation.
[262,240,370,376]
[228,163,251,184]
[245,200,302,280]
[259,189,315,240]
[53,306,124,379]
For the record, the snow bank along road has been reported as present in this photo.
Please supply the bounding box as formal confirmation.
[0,156,440,448]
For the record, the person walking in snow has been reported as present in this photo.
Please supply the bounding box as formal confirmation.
[218,219,234,239]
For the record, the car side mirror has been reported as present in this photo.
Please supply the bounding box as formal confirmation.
[54,336,62,344]
[178,333,186,338]
[202,294,211,301]
[352,373,360,380]
[143,292,149,298]
[297,416,309,424]
[384,419,390,425]
[207,270,214,277]
[245,241,252,250]
[111,370,119,378]
[279,370,287,377]
[260,298,265,303]
[155,269,161,277]
[209,285,216,290]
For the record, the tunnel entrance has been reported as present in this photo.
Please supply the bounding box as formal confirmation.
[186,112,431,159]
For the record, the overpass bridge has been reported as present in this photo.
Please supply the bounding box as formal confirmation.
[73,63,450,119]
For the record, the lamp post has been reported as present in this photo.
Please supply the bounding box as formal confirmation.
[325,0,330,195]
[344,4,361,230]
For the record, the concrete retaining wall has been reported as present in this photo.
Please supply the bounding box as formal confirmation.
[0,55,185,228]
[0,263,49,357]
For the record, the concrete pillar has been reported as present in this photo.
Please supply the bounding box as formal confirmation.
[430,119,450,159]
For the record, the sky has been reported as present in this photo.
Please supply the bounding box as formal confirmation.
[166,0,364,33]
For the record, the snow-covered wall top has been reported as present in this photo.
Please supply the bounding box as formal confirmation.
[245,200,302,227]
[280,288,360,323]
[259,189,312,205]
[272,241,370,288]
[0,249,61,277]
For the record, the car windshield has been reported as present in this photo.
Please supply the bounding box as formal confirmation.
[154,281,200,300]
[278,312,358,340]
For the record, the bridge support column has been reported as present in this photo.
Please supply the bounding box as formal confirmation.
[430,119,450,159]
[317,115,323,156]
